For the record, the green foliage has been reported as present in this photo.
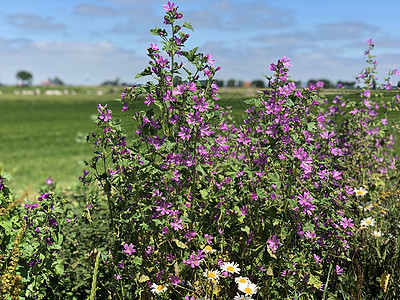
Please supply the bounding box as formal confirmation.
[1,3,400,300]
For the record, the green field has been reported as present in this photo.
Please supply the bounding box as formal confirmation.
[0,86,399,193]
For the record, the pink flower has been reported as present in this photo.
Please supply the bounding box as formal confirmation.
[122,243,136,255]
[363,90,371,98]
[366,38,374,45]
[206,54,215,65]
[170,217,183,231]
[163,1,176,12]
[340,217,354,229]
[335,265,343,275]
[267,235,280,253]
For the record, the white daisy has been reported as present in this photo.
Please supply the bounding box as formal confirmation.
[354,187,368,197]
[372,230,382,237]
[150,283,168,294]
[233,293,253,300]
[238,282,258,296]
[220,261,241,274]
[235,276,251,285]
[203,269,220,283]
[359,202,373,211]
[360,217,375,227]
[203,245,216,254]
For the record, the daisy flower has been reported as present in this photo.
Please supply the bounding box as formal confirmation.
[151,283,168,294]
[233,293,253,300]
[235,276,251,285]
[372,230,382,237]
[360,217,375,227]
[359,202,373,211]
[238,282,258,296]
[354,187,368,197]
[203,245,216,254]
[203,269,220,283]
[220,261,241,274]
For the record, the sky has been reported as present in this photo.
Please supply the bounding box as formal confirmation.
[1,0,399,86]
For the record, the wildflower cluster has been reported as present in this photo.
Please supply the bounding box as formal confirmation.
[1,2,400,299]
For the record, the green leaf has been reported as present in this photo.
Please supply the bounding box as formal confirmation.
[0,216,12,235]
[196,164,206,176]
[134,256,143,265]
[244,98,261,107]
[268,172,280,188]
[267,265,274,276]
[139,274,150,283]
[307,122,316,131]
[53,259,65,276]
[54,232,63,245]
[174,239,188,249]
[200,189,208,199]
[183,22,194,31]
[241,226,250,235]
[308,273,322,289]
[266,245,277,259]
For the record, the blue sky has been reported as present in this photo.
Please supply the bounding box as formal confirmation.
[1,0,399,86]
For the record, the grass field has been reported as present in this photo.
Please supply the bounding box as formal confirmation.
[0,86,399,193]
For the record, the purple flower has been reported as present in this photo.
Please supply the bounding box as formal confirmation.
[46,177,53,185]
[313,254,322,264]
[304,230,316,239]
[44,237,53,245]
[297,191,316,215]
[178,126,191,140]
[27,259,36,267]
[49,217,58,227]
[330,147,343,156]
[163,1,176,12]
[203,234,213,244]
[98,104,112,122]
[267,235,280,253]
[114,274,122,280]
[145,246,155,257]
[339,217,354,229]
[183,250,205,268]
[122,243,136,255]
[335,265,343,275]
[331,170,342,180]
[170,217,183,231]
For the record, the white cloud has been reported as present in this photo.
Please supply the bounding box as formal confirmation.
[7,14,66,32]
[73,3,120,17]
[0,39,146,85]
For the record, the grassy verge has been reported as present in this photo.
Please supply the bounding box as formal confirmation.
[0,86,398,193]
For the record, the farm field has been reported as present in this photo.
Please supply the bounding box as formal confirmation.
[0,86,399,193]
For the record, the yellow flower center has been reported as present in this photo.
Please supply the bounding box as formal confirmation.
[205,245,213,251]
[238,278,247,283]
[227,266,234,272]
[244,287,253,294]
[366,220,371,224]
[357,191,363,195]
[157,285,164,291]
[208,272,216,278]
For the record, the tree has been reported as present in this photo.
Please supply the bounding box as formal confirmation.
[251,79,265,88]
[173,76,183,86]
[16,70,33,86]
[49,77,64,86]
[227,79,236,87]
[214,79,224,87]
